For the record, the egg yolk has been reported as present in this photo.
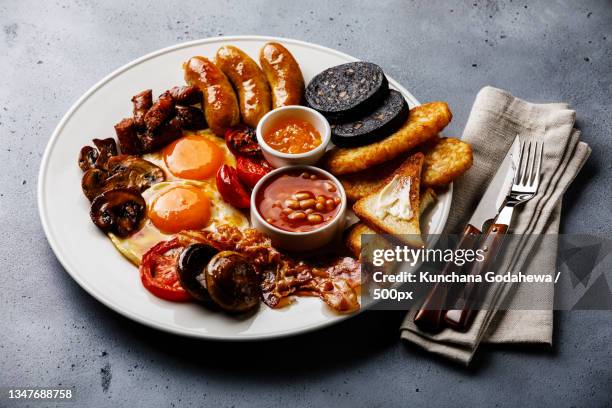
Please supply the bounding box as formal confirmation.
[149,185,211,234]
[163,135,224,180]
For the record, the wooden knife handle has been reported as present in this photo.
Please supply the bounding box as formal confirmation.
[444,222,509,331]
[413,224,481,333]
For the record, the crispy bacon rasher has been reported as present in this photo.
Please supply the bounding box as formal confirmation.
[180,225,361,313]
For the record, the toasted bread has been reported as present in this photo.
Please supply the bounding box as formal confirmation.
[339,155,407,201]
[322,102,452,175]
[353,153,424,248]
[419,188,437,215]
[346,187,437,258]
[422,137,473,187]
[345,222,382,259]
[341,137,471,199]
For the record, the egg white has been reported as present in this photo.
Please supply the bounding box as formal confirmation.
[109,130,248,266]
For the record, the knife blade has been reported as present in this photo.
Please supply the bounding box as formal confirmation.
[467,135,521,231]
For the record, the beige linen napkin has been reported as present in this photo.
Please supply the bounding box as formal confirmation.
[400,86,591,365]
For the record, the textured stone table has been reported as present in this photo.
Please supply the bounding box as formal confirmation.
[1,1,610,407]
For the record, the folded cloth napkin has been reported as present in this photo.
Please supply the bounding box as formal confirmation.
[400,86,591,365]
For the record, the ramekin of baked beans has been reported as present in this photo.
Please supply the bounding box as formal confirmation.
[250,166,346,251]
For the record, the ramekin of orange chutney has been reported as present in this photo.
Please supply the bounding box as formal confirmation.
[263,118,322,154]
[256,106,331,168]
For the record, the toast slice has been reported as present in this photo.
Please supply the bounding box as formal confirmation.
[346,187,436,258]
[353,152,425,248]
[419,187,437,215]
[338,154,407,202]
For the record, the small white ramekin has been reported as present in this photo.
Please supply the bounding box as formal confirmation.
[256,106,331,168]
[250,165,346,251]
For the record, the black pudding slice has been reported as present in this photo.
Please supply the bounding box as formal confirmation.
[330,89,409,147]
[305,62,389,121]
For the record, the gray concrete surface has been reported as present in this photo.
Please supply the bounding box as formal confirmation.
[1,0,611,407]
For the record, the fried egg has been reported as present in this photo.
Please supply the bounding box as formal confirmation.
[146,129,235,181]
[109,130,248,265]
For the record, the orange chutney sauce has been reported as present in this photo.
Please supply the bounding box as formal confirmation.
[263,118,322,154]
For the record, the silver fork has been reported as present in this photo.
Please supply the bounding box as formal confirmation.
[495,141,544,226]
[444,140,544,331]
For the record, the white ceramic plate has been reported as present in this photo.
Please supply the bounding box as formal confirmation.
[38,36,452,340]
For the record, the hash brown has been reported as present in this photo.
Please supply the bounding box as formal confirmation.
[322,102,452,175]
[422,137,473,187]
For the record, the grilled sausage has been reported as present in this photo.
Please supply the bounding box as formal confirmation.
[140,116,183,153]
[175,105,207,130]
[144,91,175,132]
[259,42,305,108]
[114,117,141,155]
[183,56,240,137]
[215,45,271,128]
[131,89,153,129]
[169,85,203,106]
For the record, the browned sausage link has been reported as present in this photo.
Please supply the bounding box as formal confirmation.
[169,85,203,106]
[140,116,183,153]
[259,42,305,108]
[183,56,240,137]
[144,91,175,132]
[175,105,207,130]
[114,118,142,155]
[131,89,152,129]
[215,45,271,128]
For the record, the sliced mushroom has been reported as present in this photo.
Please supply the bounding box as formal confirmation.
[81,156,164,201]
[177,243,218,304]
[78,146,99,172]
[106,155,165,192]
[206,251,260,313]
[106,154,163,176]
[93,138,118,156]
[90,188,146,237]
[82,168,109,201]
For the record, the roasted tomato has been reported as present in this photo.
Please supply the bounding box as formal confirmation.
[216,164,250,209]
[225,125,261,157]
[140,238,192,302]
[236,156,272,189]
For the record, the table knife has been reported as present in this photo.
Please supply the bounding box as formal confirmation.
[413,136,520,333]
